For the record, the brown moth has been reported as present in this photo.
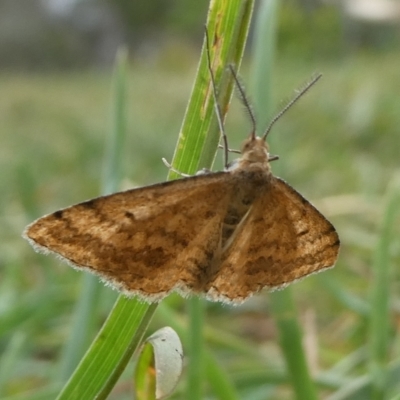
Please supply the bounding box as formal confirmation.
[23,35,340,305]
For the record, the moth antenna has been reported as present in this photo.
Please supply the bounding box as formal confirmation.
[228,64,257,140]
[204,28,229,168]
[262,73,322,140]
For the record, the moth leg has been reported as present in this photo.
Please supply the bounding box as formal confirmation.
[268,154,279,162]
[218,144,241,154]
[161,158,191,178]
[162,158,213,176]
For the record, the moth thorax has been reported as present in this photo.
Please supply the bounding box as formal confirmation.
[220,172,268,249]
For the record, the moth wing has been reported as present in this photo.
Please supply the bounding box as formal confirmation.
[24,173,234,301]
[207,177,340,304]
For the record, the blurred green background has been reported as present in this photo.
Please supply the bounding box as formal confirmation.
[1,0,400,399]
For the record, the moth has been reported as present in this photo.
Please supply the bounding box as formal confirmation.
[23,36,340,305]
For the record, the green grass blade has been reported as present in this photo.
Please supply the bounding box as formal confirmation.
[56,299,157,400]
[135,343,157,400]
[250,0,279,132]
[320,274,370,316]
[270,290,318,400]
[325,359,400,400]
[57,48,128,381]
[187,297,205,399]
[368,176,400,399]
[0,332,26,397]
[103,47,129,195]
[157,303,240,400]
[205,352,240,400]
[169,0,255,176]
[58,275,101,381]
[250,2,318,399]
[173,1,255,399]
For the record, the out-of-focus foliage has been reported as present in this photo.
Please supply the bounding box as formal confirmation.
[105,0,208,37]
[1,0,400,398]
[1,0,400,70]
[278,2,343,59]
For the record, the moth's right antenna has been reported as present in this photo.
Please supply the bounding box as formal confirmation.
[263,73,322,140]
[205,28,229,168]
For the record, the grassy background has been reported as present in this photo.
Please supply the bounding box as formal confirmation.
[2,3,400,399]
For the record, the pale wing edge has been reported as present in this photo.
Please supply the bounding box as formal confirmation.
[24,232,203,303]
[205,263,336,305]
[275,177,341,247]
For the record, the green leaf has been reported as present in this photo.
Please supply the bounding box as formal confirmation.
[368,175,400,399]
[135,327,183,400]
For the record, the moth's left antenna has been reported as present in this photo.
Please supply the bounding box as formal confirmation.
[228,65,257,140]
[204,28,229,168]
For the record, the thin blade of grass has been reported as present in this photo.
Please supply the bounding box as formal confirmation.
[205,352,240,400]
[57,47,128,381]
[250,0,279,133]
[250,1,318,399]
[170,1,255,399]
[0,332,26,398]
[157,303,241,400]
[325,359,400,400]
[58,275,101,381]
[368,176,400,399]
[169,0,254,176]
[187,296,204,399]
[57,300,157,400]
[102,47,128,196]
[319,274,370,316]
[269,290,319,400]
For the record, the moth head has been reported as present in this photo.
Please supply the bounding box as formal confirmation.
[240,135,270,163]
